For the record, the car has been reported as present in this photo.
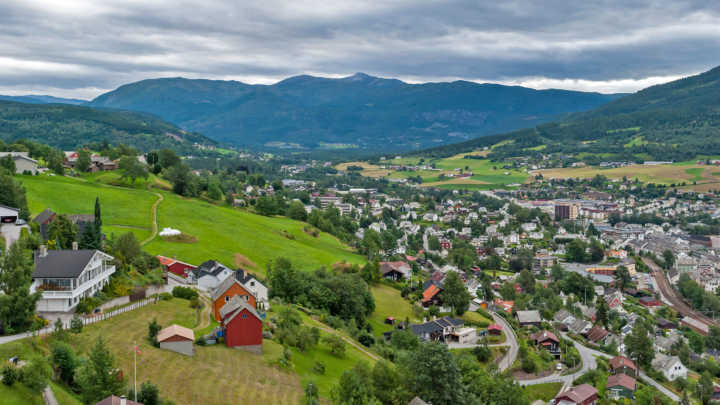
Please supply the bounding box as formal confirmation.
[556,363,563,371]
[15,219,26,225]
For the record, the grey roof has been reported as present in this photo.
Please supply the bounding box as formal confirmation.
[410,317,463,337]
[408,398,429,405]
[33,208,55,224]
[515,310,542,324]
[210,272,258,302]
[0,151,37,164]
[196,260,231,278]
[651,353,682,371]
[69,214,94,224]
[220,295,262,323]
[33,250,107,278]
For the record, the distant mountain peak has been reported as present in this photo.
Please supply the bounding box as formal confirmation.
[345,72,374,81]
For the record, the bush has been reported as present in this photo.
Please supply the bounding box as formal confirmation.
[473,345,492,362]
[148,318,162,348]
[521,356,537,373]
[189,297,202,309]
[312,361,326,375]
[1,365,18,386]
[76,297,101,314]
[172,286,198,300]
[159,292,172,301]
[70,314,83,333]
[358,332,375,347]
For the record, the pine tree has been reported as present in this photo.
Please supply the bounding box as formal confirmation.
[0,242,41,333]
[76,336,125,404]
[94,197,102,247]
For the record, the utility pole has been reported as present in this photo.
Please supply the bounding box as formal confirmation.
[134,341,137,402]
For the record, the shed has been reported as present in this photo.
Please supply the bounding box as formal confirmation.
[487,323,502,335]
[606,373,636,400]
[0,204,19,224]
[157,324,195,356]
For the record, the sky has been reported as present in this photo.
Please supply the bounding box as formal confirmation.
[1,0,719,99]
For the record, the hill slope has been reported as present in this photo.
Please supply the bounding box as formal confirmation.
[89,74,621,151]
[0,100,215,151]
[415,65,720,161]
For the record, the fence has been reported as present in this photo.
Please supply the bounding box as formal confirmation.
[82,297,156,327]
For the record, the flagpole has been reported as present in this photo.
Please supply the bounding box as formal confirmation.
[134,341,137,402]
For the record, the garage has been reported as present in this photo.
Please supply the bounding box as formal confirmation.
[0,204,19,224]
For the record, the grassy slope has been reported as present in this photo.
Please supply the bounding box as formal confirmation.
[20,174,363,273]
[367,284,419,338]
[524,382,563,401]
[0,383,44,405]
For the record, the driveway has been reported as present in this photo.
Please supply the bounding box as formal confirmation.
[0,223,26,250]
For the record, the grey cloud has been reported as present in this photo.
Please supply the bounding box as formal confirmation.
[0,0,718,98]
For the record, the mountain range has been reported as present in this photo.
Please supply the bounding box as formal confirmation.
[0,94,87,105]
[86,73,622,151]
[415,65,720,161]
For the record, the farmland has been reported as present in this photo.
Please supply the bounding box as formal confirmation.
[338,151,529,190]
[535,161,720,190]
[20,173,364,273]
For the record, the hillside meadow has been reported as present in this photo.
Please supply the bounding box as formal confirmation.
[20,173,364,273]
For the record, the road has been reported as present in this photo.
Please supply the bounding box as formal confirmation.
[644,257,718,328]
[0,223,27,250]
[492,312,518,372]
[518,333,680,402]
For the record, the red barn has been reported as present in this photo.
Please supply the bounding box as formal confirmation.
[219,295,263,354]
[157,255,196,279]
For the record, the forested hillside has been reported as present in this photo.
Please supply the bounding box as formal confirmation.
[413,66,720,161]
[0,100,215,152]
[89,74,621,151]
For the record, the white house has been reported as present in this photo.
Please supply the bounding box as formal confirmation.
[235,269,269,310]
[195,260,234,291]
[651,354,687,381]
[31,246,115,312]
[0,152,38,174]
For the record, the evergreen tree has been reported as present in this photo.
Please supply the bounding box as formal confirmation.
[76,336,125,404]
[0,242,41,333]
[441,271,471,315]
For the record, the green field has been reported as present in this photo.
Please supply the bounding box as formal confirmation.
[0,383,44,405]
[367,284,419,337]
[20,174,363,273]
[524,382,563,401]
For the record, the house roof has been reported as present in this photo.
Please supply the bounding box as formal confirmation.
[196,260,231,278]
[530,330,559,344]
[487,323,502,331]
[421,284,441,302]
[157,324,194,342]
[0,204,19,216]
[380,261,411,277]
[652,353,683,371]
[553,309,574,323]
[69,214,94,224]
[555,384,598,403]
[515,310,542,324]
[95,395,143,405]
[585,325,609,342]
[33,208,55,224]
[607,373,636,391]
[219,295,262,324]
[609,355,636,371]
[211,272,258,302]
[407,398,429,405]
[410,317,463,337]
[33,250,110,278]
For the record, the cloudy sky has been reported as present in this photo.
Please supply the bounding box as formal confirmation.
[1,0,719,99]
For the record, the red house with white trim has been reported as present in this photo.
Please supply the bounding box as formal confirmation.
[219,295,263,354]
[157,255,196,280]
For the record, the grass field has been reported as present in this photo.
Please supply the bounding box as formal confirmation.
[366,284,419,337]
[535,163,720,189]
[524,382,563,401]
[20,173,364,274]
[0,383,45,405]
[338,148,529,190]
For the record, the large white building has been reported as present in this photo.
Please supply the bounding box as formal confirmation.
[31,246,115,312]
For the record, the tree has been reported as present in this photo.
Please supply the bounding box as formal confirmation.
[287,201,308,221]
[595,296,609,328]
[372,361,402,405]
[697,371,714,405]
[51,341,77,385]
[207,182,223,200]
[566,239,586,263]
[157,148,180,169]
[76,336,125,404]
[324,334,347,357]
[0,172,30,220]
[588,239,604,263]
[135,381,160,405]
[148,318,162,347]
[615,265,631,291]
[428,235,441,251]
[550,263,565,282]
[70,314,83,333]
[165,163,193,196]
[2,365,18,386]
[441,271,471,315]
[0,154,16,174]
[20,358,50,393]
[47,214,77,249]
[0,242,41,334]
[400,342,464,405]
[517,270,536,294]
[625,324,654,368]
[76,149,91,172]
[499,282,517,300]
[94,197,102,235]
[663,249,676,269]
[114,232,141,265]
[118,156,148,184]
[331,362,378,405]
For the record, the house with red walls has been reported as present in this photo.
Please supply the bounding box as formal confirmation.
[219,295,263,354]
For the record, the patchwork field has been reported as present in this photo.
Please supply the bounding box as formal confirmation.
[338,150,529,190]
[535,162,720,190]
[20,173,364,273]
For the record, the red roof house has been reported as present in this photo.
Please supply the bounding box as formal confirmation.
[219,295,263,354]
[487,323,503,335]
[609,355,637,377]
[157,255,196,279]
[552,384,598,405]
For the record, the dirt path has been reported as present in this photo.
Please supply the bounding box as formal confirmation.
[195,294,213,331]
[305,316,380,362]
[141,192,163,246]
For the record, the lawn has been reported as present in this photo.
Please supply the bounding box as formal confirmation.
[144,190,364,273]
[20,174,364,274]
[367,284,419,337]
[51,382,83,405]
[524,382,563,401]
[536,163,720,186]
[0,383,44,405]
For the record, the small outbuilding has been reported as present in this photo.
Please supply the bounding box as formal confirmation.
[0,204,19,224]
[157,324,195,356]
[487,323,503,336]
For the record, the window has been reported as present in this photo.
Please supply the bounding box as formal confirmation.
[225,296,229,302]
[242,314,248,319]
[244,295,249,301]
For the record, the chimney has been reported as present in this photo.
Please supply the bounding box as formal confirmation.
[39,245,47,257]
[72,241,78,251]
[120,396,127,405]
